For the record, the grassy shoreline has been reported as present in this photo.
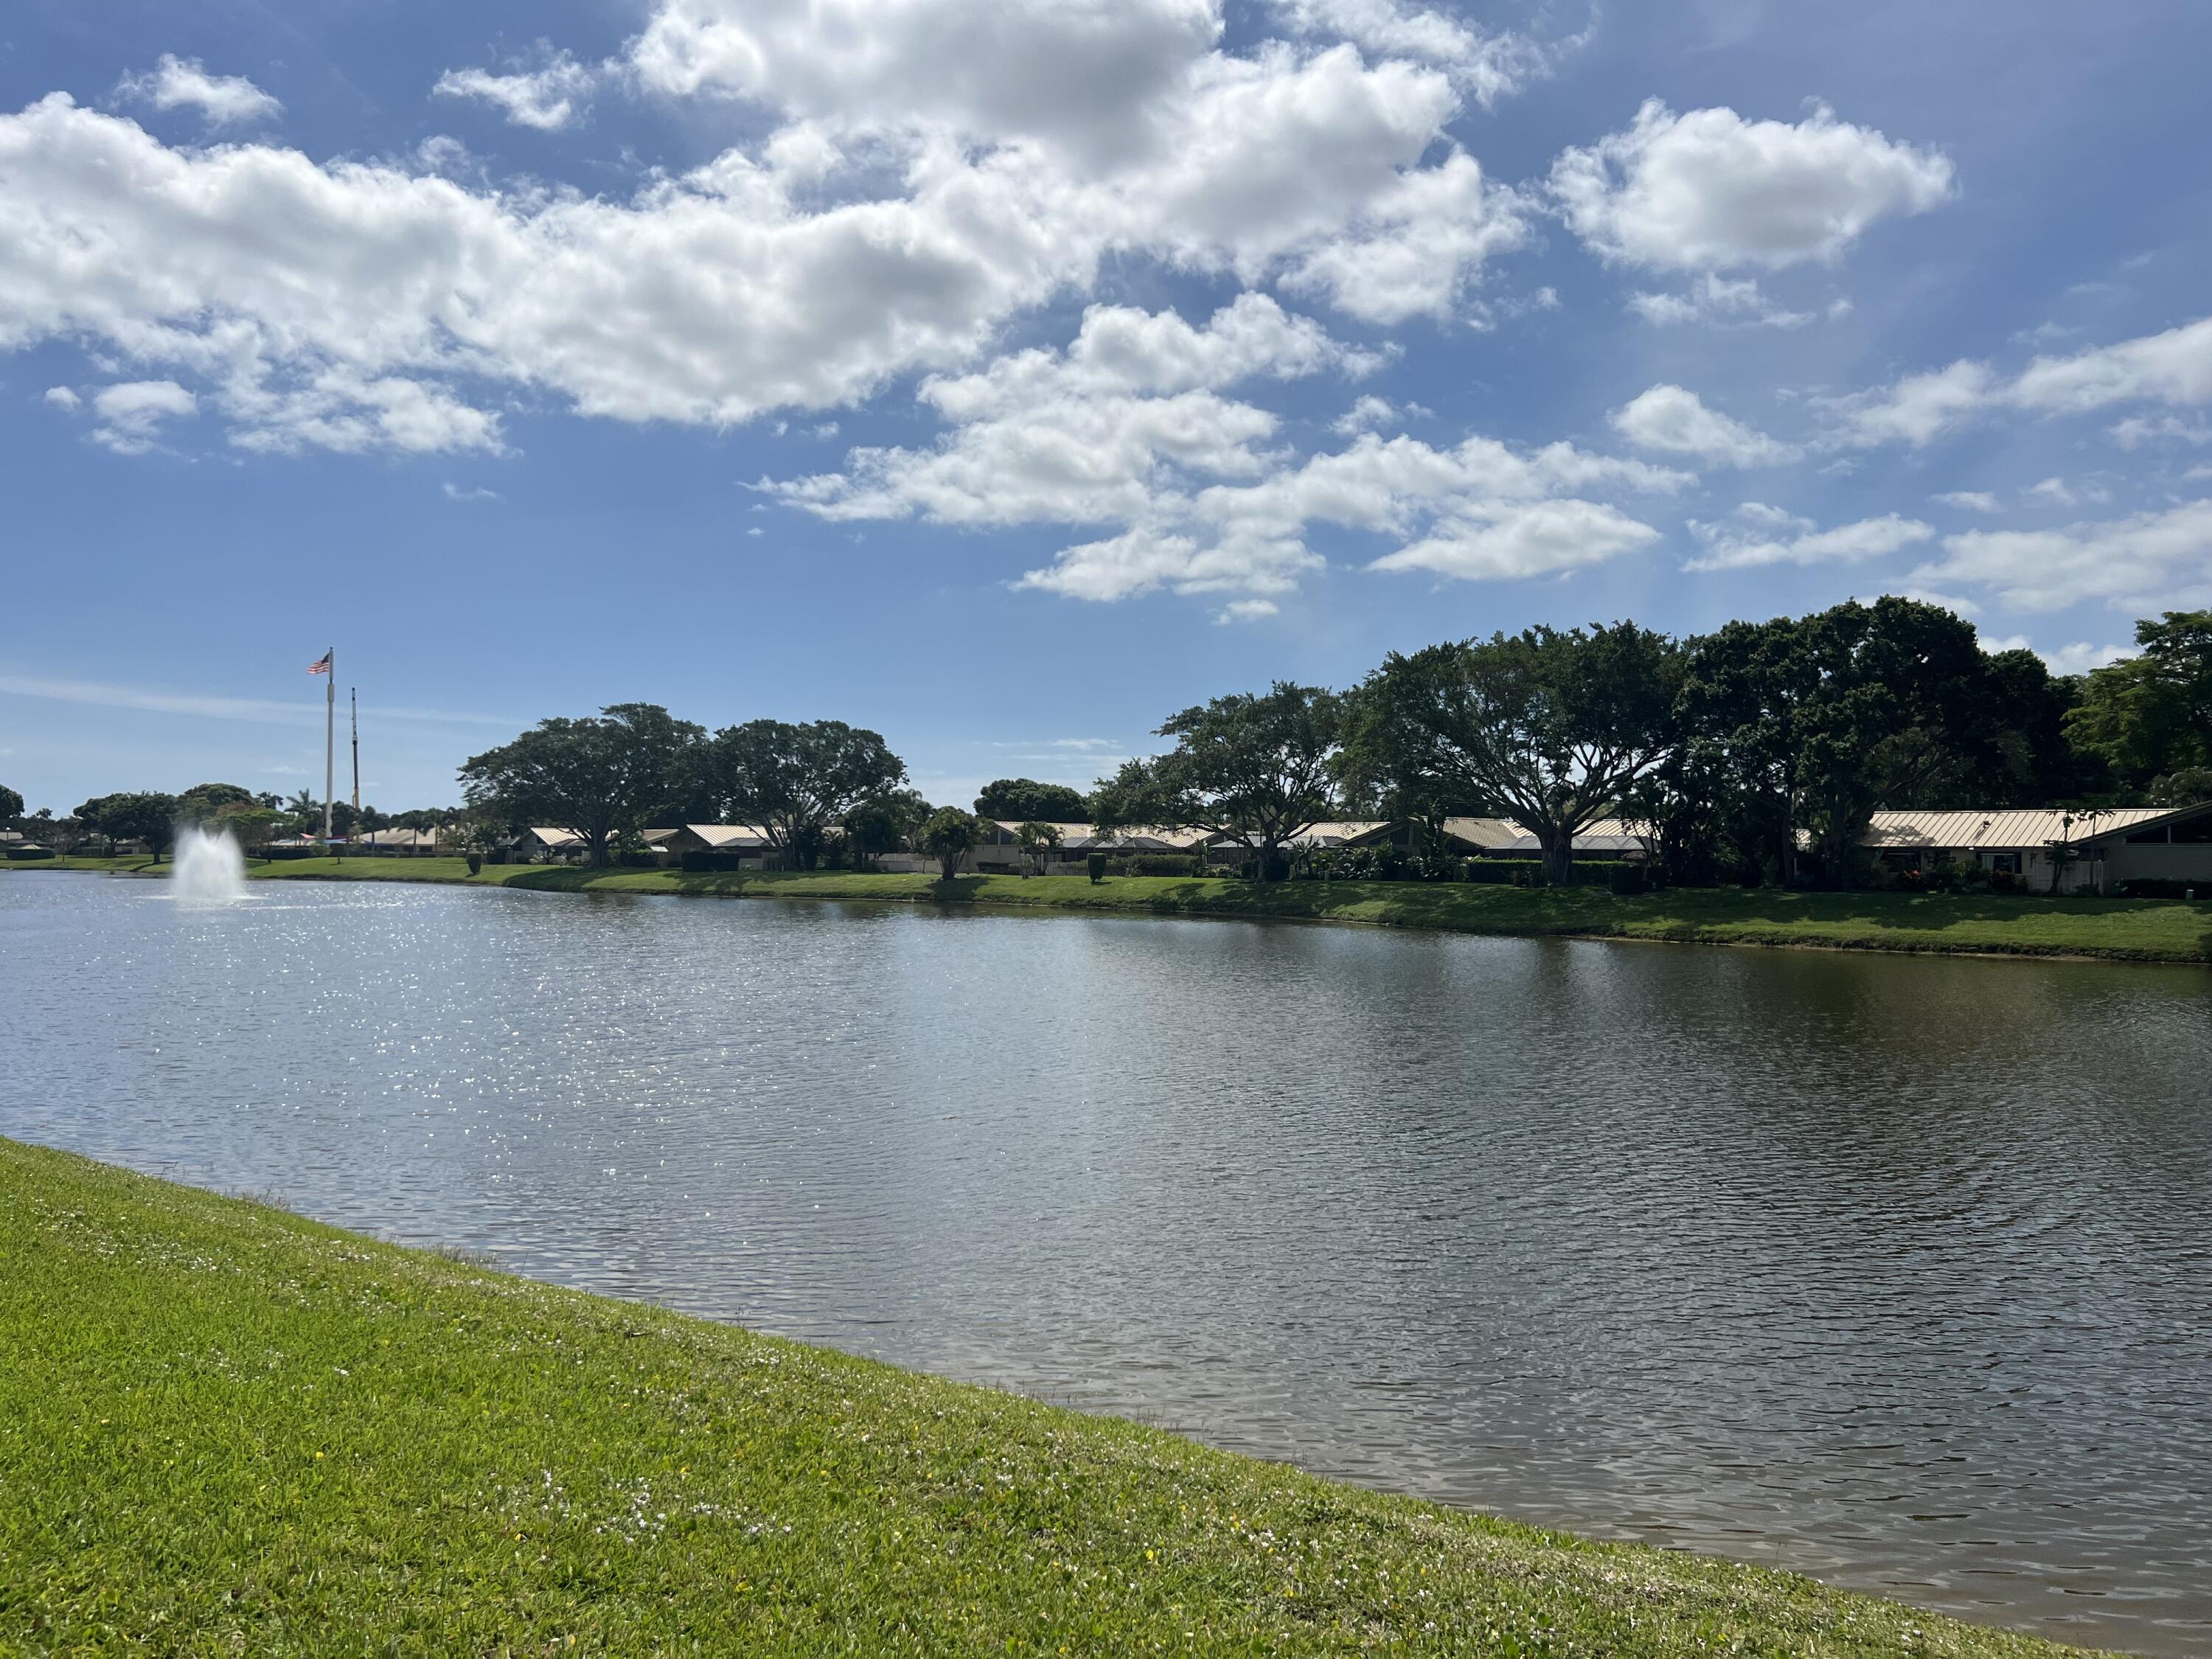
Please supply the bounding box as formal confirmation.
[0,1138,2110,1655]
[13,853,2210,963]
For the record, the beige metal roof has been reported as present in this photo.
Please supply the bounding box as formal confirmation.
[1440,816,1526,849]
[681,824,774,849]
[1280,820,1393,847]
[1862,808,2171,849]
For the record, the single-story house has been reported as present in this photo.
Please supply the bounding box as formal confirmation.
[353,827,442,855]
[663,824,779,867]
[516,827,590,862]
[1857,803,2212,894]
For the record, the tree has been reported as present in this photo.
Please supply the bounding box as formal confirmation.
[1363,625,1680,887]
[973,779,1090,821]
[843,789,931,869]
[75,792,182,858]
[459,703,704,868]
[2066,610,2212,793]
[215,802,286,850]
[1015,820,1062,875]
[1784,600,2007,886]
[177,782,256,824]
[919,807,981,880]
[1116,682,1342,882]
[701,720,907,870]
[0,784,21,828]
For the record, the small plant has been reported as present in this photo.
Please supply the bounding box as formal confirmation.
[465,852,484,876]
[1086,852,1107,884]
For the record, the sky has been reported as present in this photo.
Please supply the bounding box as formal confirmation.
[4,0,2210,815]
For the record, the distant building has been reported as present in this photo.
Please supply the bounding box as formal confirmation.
[1856,804,2212,894]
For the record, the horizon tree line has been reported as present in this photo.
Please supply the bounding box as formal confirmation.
[11,602,2208,887]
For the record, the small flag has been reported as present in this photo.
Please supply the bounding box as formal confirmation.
[307,651,332,675]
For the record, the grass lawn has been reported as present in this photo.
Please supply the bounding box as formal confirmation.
[0,1139,2107,1657]
[32,855,2194,963]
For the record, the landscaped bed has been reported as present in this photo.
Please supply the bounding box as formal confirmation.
[0,1138,2110,1655]
[12,855,2209,964]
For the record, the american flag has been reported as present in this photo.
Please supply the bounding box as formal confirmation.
[307,650,332,675]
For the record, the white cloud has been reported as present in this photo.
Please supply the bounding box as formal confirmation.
[88,378,196,453]
[2024,476,2110,508]
[1932,490,2000,513]
[1913,499,2212,612]
[1,0,1539,459]
[1369,498,1659,580]
[2110,414,2212,448]
[42,385,78,410]
[1824,361,1995,448]
[1829,315,2212,449]
[442,481,499,502]
[1332,394,1397,434]
[1550,100,1953,272]
[434,49,598,131]
[1267,0,1562,104]
[2011,316,2212,414]
[0,672,512,727]
[1610,383,1797,466]
[1627,273,1815,330]
[1685,508,1933,572]
[114,55,282,126]
[1215,597,1281,623]
[1982,636,2136,675]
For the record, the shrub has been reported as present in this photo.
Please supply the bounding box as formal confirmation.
[1086,852,1107,884]
[617,850,655,867]
[2118,877,2205,900]
[5,847,55,862]
[1608,863,1649,896]
[1114,854,1202,877]
[1462,859,1520,884]
[466,852,484,876]
[681,850,751,873]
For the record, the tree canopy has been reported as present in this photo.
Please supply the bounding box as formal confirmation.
[0,784,21,827]
[919,807,981,880]
[1101,682,1341,880]
[1358,625,1680,886]
[843,789,931,869]
[74,792,182,857]
[2066,610,2212,797]
[176,782,257,824]
[973,779,1090,822]
[700,720,906,870]
[460,703,703,867]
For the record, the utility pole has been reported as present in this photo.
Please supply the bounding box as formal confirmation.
[323,648,335,850]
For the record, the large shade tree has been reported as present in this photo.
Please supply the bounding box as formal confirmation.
[1099,682,1342,881]
[1360,624,1681,886]
[459,703,703,868]
[0,784,21,828]
[75,792,183,858]
[973,779,1089,822]
[701,720,907,870]
[2066,609,2212,800]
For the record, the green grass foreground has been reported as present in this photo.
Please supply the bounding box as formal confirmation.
[15,854,2210,963]
[0,1141,2106,1657]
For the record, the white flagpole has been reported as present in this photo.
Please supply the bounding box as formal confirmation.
[323,648,335,850]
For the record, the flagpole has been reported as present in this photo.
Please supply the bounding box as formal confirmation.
[350,688,361,821]
[323,648,335,851]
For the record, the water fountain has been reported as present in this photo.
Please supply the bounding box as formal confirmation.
[171,826,248,905]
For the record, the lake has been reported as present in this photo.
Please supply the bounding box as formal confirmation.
[2,874,2207,1653]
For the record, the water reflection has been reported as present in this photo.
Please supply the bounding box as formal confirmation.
[2,876,2207,1652]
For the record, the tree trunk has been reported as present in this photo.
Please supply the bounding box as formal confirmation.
[1541,830,1573,888]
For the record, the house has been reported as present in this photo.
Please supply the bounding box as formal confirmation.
[663,824,779,867]
[354,827,442,855]
[517,827,590,862]
[1858,803,2212,894]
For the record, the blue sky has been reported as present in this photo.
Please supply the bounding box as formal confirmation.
[4,0,2209,814]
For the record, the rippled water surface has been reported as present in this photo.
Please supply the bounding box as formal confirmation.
[4,876,2208,1652]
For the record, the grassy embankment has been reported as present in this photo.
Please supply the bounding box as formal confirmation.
[13,852,2210,963]
[0,1138,2108,1656]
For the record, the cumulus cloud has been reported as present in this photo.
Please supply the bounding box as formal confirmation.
[775,292,1681,605]
[114,55,282,126]
[0,0,1545,458]
[1829,316,2212,448]
[43,385,79,410]
[1912,499,2212,612]
[1550,100,1953,272]
[1932,490,2000,513]
[1267,0,1565,105]
[434,49,598,131]
[1610,384,1798,466]
[88,379,196,453]
[1981,636,2137,675]
[1685,507,1932,572]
